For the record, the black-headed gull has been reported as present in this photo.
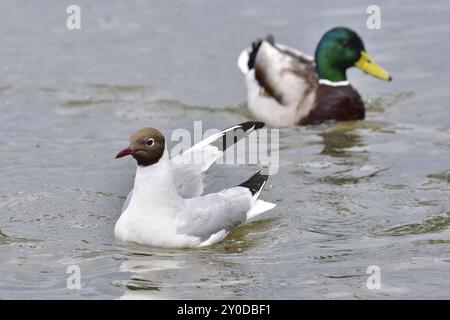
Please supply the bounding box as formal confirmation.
[114,122,275,248]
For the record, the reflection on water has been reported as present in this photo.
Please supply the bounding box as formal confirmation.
[212,218,277,253]
[321,130,363,158]
[365,91,415,113]
[119,256,182,299]
[428,170,450,183]
[379,211,450,236]
[115,218,277,299]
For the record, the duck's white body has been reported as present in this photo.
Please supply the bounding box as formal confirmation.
[238,40,320,127]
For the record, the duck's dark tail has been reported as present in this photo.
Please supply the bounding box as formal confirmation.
[247,34,275,70]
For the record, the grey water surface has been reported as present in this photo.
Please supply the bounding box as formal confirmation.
[1,0,450,299]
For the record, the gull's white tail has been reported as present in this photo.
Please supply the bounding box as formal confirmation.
[239,170,276,220]
[247,199,276,220]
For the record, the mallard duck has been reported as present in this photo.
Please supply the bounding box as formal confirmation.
[237,27,392,127]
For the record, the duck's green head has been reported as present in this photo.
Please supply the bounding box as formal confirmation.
[315,27,391,82]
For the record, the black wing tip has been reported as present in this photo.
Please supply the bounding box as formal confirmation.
[219,122,265,151]
[253,121,265,130]
[237,121,265,132]
[239,170,270,196]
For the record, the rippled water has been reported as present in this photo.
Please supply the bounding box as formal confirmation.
[1,0,450,299]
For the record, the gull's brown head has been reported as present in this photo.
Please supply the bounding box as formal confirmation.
[115,128,165,166]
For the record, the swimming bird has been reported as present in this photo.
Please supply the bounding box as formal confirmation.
[238,27,392,127]
[114,122,275,248]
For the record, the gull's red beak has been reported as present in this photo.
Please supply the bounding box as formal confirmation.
[115,147,133,159]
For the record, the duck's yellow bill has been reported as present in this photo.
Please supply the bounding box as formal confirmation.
[355,51,392,81]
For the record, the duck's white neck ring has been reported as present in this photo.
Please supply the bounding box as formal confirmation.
[318,79,350,87]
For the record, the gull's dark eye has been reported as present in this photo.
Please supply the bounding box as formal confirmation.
[146,138,154,146]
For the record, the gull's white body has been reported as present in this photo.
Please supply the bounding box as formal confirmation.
[115,151,203,247]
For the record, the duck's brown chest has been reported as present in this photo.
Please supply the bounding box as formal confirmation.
[299,84,365,125]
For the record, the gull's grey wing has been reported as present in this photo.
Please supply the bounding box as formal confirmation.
[171,163,204,198]
[176,187,253,241]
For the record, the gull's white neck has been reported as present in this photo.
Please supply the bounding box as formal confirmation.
[126,149,179,218]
